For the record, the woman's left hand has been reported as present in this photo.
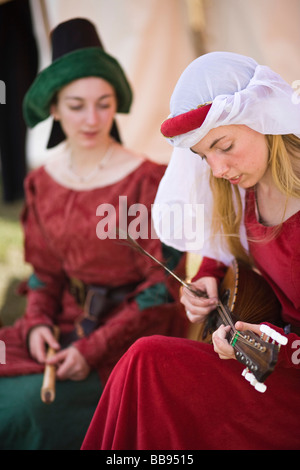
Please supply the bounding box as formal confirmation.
[212,325,235,360]
[212,321,263,361]
[46,346,91,381]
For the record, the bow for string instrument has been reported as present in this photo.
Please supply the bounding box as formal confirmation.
[124,233,287,393]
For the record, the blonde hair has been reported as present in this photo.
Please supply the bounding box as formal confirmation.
[209,134,300,265]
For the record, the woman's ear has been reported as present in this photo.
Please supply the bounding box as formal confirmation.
[50,103,59,121]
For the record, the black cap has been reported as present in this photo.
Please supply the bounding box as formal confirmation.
[51,18,104,61]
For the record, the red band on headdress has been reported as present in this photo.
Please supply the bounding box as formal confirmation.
[161,103,212,138]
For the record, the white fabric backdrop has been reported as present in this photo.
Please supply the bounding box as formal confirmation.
[27,0,300,169]
[27,0,196,167]
[202,0,300,85]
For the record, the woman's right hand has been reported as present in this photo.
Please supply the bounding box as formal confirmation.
[28,325,60,364]
[180,276,219,324]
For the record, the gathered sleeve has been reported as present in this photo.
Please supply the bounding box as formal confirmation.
[192,256,228,284]
[20,173,67,341]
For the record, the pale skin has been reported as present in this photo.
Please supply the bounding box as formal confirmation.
[28,77,135,380]
[51,76,118,175]
[29,326,90,381]
[181,124,300,360]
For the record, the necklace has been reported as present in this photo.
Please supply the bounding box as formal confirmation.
[68,143,114,183]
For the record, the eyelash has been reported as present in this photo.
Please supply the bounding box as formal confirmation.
[199,144,233,161]
[69,104,112,111]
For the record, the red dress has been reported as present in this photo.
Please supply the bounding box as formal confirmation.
[82,189,300,450]
[0,160,187,383]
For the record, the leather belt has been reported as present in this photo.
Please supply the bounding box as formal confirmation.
[60,277,140,348]
[69,277,139,313]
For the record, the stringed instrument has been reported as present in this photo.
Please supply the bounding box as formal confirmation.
[196,259,287,392]
[124,234,288,393]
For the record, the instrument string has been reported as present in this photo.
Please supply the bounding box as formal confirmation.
[122,233,266,352]
[216,302,264,351]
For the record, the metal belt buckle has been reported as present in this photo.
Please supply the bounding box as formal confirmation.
[70,277,86,308]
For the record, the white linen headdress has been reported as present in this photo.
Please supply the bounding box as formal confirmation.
[153,52,300,264]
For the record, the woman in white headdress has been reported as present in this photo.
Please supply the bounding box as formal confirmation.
[82,52,300,450]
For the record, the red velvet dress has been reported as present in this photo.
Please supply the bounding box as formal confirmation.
[0,160,186,382]
[82,189,300,450]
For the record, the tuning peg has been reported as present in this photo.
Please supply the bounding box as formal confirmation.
[242,368,267,393]
[243,369,257,385]
[273,331,288,346]
[260,324,272,338]
[245,371,255,383]
[260,324,288,346]
[254,382,267,393]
